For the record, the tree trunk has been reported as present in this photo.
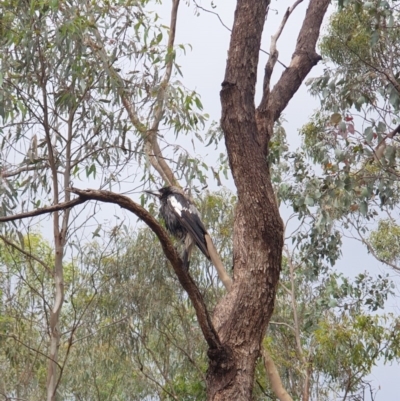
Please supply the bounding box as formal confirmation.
[206,2,283,398]
[206,0,330,399]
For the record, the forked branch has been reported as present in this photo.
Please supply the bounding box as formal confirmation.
[262,0,304,96]
[266,0,330,121]
[256,0,330,152]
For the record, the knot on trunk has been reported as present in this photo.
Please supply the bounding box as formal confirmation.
[293,49,322,65]
[207,345,236,397]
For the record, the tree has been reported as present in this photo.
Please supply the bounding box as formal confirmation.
[7,0,396,400]
[302,0,400,273]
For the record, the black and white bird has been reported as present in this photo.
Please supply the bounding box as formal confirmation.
[145,186,210,269]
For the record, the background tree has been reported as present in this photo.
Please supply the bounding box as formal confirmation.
[302,0,400,273]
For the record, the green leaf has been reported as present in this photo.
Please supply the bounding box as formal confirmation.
[359,201,368,216]
[364,127,374,143]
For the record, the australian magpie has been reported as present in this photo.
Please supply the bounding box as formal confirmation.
[145,186,210,269]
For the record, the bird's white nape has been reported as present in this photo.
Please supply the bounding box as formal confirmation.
[169,195,183,216]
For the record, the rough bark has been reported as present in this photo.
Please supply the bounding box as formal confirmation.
[207,0,330,399]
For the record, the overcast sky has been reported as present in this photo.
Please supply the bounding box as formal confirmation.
[149,1,400,399]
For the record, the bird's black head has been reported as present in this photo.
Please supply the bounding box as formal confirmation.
[145,186,182,199]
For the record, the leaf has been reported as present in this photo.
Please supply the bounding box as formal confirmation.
[371,30,380,46]
[17,231,24,249]
[92,224,102,238]
[359,201,368,216]
[305,196,314,206]
[330,113,342,125]
[338,121,347,133]
[389,86,400,109]
[377,121,386,133]
[194,97,203,110]
[364,127,374,143]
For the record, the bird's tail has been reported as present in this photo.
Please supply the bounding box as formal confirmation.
[204,234,233,292]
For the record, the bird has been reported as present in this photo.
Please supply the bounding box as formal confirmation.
[145,186,210,269]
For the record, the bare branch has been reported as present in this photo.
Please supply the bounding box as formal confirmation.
[256,0,330,153]
[205,234,232,291]
[259,0,330,125]
[1,164,45,178]
[262,0,304,96]
[269,320,296,332]
[0,198,86,223]
[85,2,179,186]
[144,0,180,187]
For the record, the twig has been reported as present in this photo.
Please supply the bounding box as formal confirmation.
[1,164,45,178]
[3,335,62,370]
[269,320,296,332]
[347,219,400,272]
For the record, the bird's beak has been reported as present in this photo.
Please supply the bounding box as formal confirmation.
[145,189,161,198]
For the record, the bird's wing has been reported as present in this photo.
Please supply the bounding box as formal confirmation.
[168,194,210,259]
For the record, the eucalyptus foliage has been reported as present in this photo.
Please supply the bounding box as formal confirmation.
[0,0,210,228]
[1,190,399,400]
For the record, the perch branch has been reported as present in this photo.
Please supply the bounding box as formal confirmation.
[67,187,222,350]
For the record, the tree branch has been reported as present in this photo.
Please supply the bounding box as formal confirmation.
[0,198,86,223]
[348,219,400,272]
[261,0,304,98]
[144,0,180,187]
[205,234,232,292]
[257,0,330,152]
[261,348,294,401]
[85,2,179,186]
[373,123,400,161]
[259,0,330,123]
[1,164,45,178]
[66,187,222,351]
[193,0,287,69]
